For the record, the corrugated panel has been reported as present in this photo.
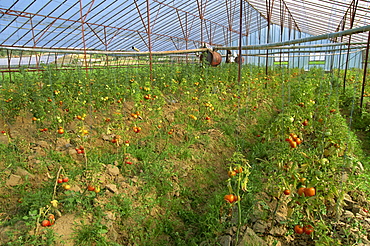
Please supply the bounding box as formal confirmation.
[0,0,265,51]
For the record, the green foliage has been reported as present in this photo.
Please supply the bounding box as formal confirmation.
[0,64,369,245]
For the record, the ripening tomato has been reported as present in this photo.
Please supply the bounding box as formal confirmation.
[283,189,291,195]
[234,167,243,174]
[87,185,95,191]
[298,187,306,196]
[299,177,306,184]
[224,194,235,203]
[295,138,302,145]
[302,120,308,126]
[290,141,297,148]
[233,195,240,202]
[48,214,55,225]
[228,170,237,177]
[57,128,65,134]
[63,184,71,190]
[41,220,51,227]
[304,187,316,197]
[294,225,304,234]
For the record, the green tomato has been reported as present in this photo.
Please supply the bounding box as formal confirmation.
[324,129,332,136]
[286,116,295,123]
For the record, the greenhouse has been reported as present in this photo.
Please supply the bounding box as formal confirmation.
[1,0,370,245]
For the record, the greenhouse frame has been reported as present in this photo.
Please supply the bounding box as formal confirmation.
[1,1,370,246]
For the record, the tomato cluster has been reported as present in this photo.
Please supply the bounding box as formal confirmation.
[285,133,302,148]
[227,166,243,178]
[57,176,71,190]
[41,214,55,227]
[294,224,314,235]
[297,187,316,197]
[88,184,100,193]
[133,126,142,133]
[75,145,85,154]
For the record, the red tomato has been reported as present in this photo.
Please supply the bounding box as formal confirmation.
[302,120,308,126]
[294,225,304,234]
[57,178,63,184]
[87,185,95,191]
[62,177,69,183]
[303,225,314,235]
[41,220,51,227]
[283,189,291,195]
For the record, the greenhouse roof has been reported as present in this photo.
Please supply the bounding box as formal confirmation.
[0,0,369,52]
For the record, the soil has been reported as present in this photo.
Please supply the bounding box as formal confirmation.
[1,103,370,245]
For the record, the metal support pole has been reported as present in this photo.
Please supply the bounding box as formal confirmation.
[265,0,274,75]
[237,0,243,84]
[79,0,88,75]
[343,0,359,92]
[146,0,153,81]
[360,31,370,109]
